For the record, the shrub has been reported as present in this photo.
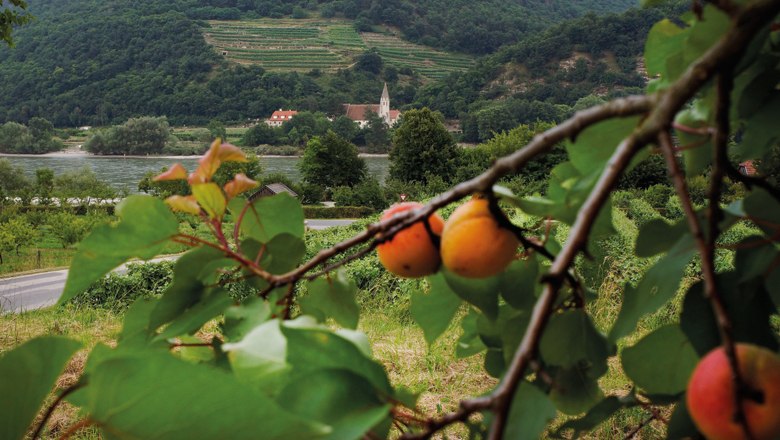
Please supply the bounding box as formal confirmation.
[626,197,661,227]
[332,178,386,210]
[642,184,673,210]
[302,206,375,219]
[70,261,174,311]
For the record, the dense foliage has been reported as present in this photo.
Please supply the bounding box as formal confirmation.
[85,117,174,155]
[0,117,63,153]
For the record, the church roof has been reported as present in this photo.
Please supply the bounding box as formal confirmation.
[343,104,381,122]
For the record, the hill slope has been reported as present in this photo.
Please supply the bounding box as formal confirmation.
[0,0,640,127]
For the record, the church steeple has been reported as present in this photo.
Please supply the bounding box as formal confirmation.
[379,82,390,124]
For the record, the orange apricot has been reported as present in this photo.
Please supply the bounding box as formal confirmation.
[440,197,519,278]
[376,202,444,278]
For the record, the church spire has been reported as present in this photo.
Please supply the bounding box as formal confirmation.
[379,82,390,123]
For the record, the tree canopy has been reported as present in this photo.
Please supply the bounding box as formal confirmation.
[389,108,459,184]
[300,130,366,189]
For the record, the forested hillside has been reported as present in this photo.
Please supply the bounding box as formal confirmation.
[414,2,687,141]
[0,0,642,127]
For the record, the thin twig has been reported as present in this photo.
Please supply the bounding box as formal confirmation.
[31,383,85,439]
[58,418,94,440]
[659,131,756,440]
[399,396,492,440]
[623,415,657,440]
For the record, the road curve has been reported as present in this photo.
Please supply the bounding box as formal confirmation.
[1,219,357,314]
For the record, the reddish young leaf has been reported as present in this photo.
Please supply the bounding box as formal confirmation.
[164,195,201,215]
[153,163,188,181]
[224,173,259,199]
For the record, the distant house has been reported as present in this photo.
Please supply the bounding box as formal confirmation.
[265,109,298,127]
[738,160,757,176]
[248,183,299,201]
[343,83,401,128]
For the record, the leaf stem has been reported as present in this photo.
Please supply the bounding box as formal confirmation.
[31,383,85,439]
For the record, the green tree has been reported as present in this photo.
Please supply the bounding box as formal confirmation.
[331,115,359,143]
[35,168,54,204]
[0,217,36,255]
[207,119,228,142]
[47,211,91,249]
[363,111,389,153]
[241,123,279,147]
[389,107,459,184]
[0,0,31,46]
[85,117,172,155]
[54,167,117,200]
[300,130,366,188]
[0,158,30,195]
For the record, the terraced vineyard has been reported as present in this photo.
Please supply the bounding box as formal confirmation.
[360,33,474,81]
[204,19,473,80]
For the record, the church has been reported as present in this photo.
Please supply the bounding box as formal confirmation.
[343,83,401,128]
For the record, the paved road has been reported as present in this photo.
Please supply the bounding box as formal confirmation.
[0,219,357,314]
[306,219,358,230]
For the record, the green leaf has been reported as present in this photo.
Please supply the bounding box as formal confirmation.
[743,188,780,237]
[411,273,463,346]
[442,268,500,320]
[504,381,557,440]
[666,395,700,439]
[556,395,637,437]
[233,193,305,243]
[681,274,778,357]
[156,289,233,340]
[766,265,780,308]
[151,246,235,329]
[499,257,540,310]
[644,19,686,80]
[484,348,506,378]
[621,325,698,395]
[609,235,696,341]
[60,195,178,304]
[277,369,390,440]
[191,183,226,219]
[456,309,487,358]
[540,310,612,374]
[566,117,640,175]
[675,107,713,175]
[282,325,392,395]
[83,350,327,439]
[549,365,605,415]
[0,336,81,440]
[242,234,306,275]
[684,6,730,67]
[734,237,778,282]
[223,318,290,395]
[223,297,272,341]
[300,270,360,329]
[738,96,780,160]
[118,298,162,348]
[635,218,687,258]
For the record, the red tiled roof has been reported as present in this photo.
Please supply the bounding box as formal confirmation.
[343,104,380,121]
[343,105,401,122]
[269,110,298,120]
[739,160,757,176]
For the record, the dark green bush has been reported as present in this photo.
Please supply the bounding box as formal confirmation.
[303,206,375,218]
[69,261,174,311]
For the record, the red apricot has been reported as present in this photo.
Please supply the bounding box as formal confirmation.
[687,343,780,440]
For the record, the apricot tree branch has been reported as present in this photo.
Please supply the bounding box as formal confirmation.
[262,95,653,290]
[659,131,756,440]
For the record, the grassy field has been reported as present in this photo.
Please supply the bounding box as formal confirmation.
[203,18,474,80]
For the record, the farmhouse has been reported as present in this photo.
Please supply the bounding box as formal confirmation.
[265,109,298,127]
[343,83,401,128]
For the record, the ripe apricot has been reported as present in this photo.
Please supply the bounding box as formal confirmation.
[687,343,780,440]
[377,202,444,278]
[440,197,519,278]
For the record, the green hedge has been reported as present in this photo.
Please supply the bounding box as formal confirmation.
[303,206,375,219]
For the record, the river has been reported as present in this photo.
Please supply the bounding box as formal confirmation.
[2,155,390,193]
